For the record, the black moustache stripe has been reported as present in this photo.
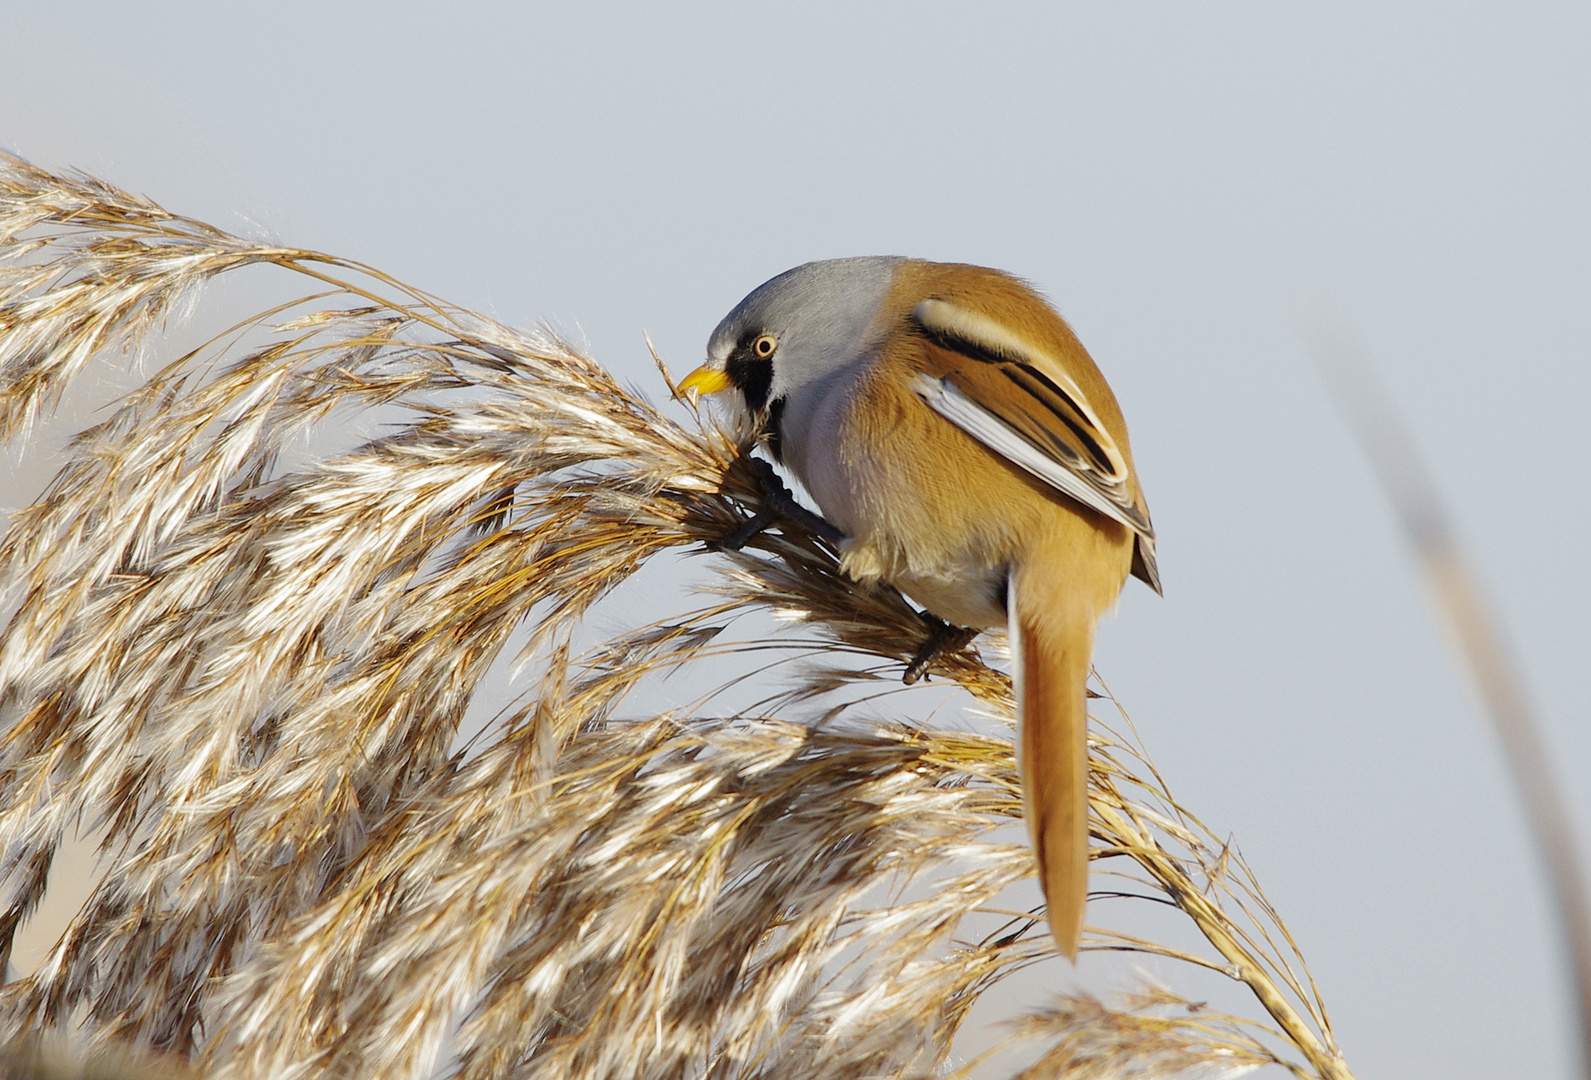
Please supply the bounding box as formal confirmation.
[726,353,773,413]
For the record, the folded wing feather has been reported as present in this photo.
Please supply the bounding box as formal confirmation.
[908,299,1160,592]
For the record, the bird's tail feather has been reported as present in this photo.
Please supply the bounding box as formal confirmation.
[1009,573,1094,960]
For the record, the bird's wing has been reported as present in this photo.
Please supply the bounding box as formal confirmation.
[908,298,1160,593]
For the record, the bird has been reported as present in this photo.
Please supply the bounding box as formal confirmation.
[677,257,1158,960]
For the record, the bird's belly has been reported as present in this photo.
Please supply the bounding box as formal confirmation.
[889,564,1008,630]
[784,370,1013,631]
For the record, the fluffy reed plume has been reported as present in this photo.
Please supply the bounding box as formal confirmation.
[0,1032,195,1080]
[0,155,1356,1080]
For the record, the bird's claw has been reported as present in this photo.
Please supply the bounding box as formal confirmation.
[903,616,977,684]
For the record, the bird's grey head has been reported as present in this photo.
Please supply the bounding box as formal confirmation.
[705,256,905,414]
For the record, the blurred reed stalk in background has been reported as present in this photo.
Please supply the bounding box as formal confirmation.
[1302,310,1591,1080]
[0,156,1355,1080]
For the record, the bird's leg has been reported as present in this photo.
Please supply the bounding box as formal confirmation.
[718,457,847,551]
[903,615,978,685]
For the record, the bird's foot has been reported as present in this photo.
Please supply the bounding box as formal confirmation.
[903,615,977,684]
[718,458,847,551]
[717,506,778,552]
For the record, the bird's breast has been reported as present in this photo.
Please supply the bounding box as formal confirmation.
[776,362,871,538]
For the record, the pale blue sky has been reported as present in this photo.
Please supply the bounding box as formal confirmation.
[4,3,1589,1077]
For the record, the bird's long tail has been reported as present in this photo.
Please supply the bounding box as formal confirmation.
[1010,571,1096,960]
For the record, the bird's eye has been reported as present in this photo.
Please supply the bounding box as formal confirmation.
[751,334,778,359]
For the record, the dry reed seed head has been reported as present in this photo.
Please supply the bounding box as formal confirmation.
[202,714,1028,1080]
[1007,992,1290,1080]
[0,155,1355,1080]
[0,1032,199,1080]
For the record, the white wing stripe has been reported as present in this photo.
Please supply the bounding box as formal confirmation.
[912,373,1147,537]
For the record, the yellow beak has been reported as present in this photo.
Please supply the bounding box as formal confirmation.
[676,365,734,403]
